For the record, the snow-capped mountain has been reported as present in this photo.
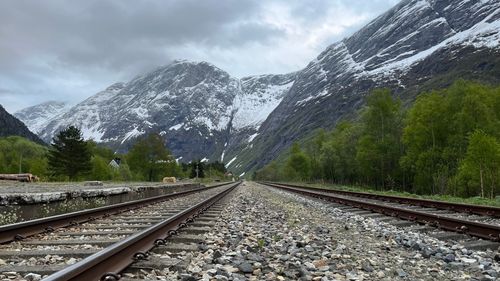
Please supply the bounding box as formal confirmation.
[237,0,500,173]
[0,105,45,144]
[233,73,296,130]
[35,60,295,162]
[220,73,296,166]
[20,0,500,175]
[14,101,70,135]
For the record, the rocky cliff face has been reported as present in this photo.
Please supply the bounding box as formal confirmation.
[232,0,500,174]
[18,0,500,175]
[35,60,295,162]
[0,105,45,144]
[14,101,70,135]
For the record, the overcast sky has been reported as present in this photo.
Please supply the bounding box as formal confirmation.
[0,0,399,113]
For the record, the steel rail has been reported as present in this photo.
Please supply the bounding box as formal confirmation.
[43,181,240,281]
[262,182,500,242]
[263,182,500,217]
[0,182,232,244]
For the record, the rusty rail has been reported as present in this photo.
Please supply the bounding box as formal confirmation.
[262,182,500,242]
[43,181,240,281]
[263,182,500,217]
[0,182,232,244]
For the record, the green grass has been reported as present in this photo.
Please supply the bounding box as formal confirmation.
[278,181,500,208]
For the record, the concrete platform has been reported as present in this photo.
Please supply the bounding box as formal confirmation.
[0,182,201,205]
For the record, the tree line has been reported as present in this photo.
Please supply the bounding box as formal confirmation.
[255,80,500,199]
[0,126,228,182]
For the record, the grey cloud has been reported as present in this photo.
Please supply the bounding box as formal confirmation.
[0,0,280,70]
[0,0,400,112]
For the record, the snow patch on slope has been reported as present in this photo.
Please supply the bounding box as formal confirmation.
[365,13,500,77]
[233,74,295,130]
[14,101,71,134]
[121,127,145,144]
[226,156,237,167]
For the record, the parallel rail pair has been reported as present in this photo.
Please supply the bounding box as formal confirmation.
[0,181,240,281]
[261,182,500,242]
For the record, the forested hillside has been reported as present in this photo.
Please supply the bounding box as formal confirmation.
[255,81,500,199]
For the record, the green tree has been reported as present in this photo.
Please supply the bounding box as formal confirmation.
[356,89,403,189]
[48,126,92,180]
[401,91,450,194]
[189,160,205,179]
[458,130,500,198]
[402,81,500,194]
[126,133,174,181]
[0,136,48,178]
[115,162,133,181]
[255,161,282,181]
[305,129,327,180]
[284,142,311,181]
[89,156,113,181]
[320,122,360,184]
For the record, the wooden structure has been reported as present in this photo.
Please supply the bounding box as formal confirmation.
[0,173,39,182]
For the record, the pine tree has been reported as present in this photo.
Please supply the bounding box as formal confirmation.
[48,126,92,180]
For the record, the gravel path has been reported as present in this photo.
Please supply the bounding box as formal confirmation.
[175,181,498,281]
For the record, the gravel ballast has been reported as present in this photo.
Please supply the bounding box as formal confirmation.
[168,181,499,281]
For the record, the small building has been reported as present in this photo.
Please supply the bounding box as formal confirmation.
[109,158,121,169]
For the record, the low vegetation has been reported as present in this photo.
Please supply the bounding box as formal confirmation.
[0,127,229,182]
[255,80,500,199]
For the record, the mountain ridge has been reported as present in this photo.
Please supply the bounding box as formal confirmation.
[0,105,45,144]
[30,60,296,163]
[16,0,500,175]
[231,0,500,174]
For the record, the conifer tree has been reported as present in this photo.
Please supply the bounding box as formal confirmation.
[48,126,92,180]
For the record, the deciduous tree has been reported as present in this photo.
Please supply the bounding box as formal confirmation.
[127,133,174,181]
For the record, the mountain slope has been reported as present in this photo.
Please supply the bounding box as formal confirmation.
[21,0,500,175]
[0,105,45,144]
[221,73,296,169]
[233,0,500,174]
[14,101,70,134]
[37,60,296,162]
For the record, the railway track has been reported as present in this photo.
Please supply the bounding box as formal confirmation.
[0,181,240,280]
[261,182,500,250]
[263,182,500,217]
